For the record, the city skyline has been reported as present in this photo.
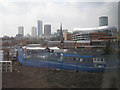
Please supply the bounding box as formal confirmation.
[0,1,118,37]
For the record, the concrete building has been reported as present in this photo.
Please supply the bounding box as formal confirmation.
[18,26,24,36]
[47,16,117,49]
[72,16,116,42]
[48,26,117,49]
[73,32,90,41]
[43,24,51,40]
[31,26,37,37]
[64,32,74,41]
[99,16,108,27]
[89,32,108,40]
[73,26,117,42]
[37,20,43,37]
[44,24,51,36]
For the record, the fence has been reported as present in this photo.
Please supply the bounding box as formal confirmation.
[18,49,105,72]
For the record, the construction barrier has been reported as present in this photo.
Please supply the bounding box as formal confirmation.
[17,49,106,72]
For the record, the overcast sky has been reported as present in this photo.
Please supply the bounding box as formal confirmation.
[0,0,118,37]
